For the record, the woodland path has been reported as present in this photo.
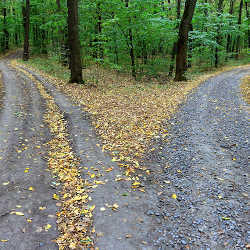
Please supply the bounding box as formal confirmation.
[143,67,250,249]
[0,54,249,250]
[0,56,157,250]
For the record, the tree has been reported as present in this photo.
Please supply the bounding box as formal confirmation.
[245,0,250,48]
[174,0,197,81]
[67,0,83,83]
[23,0,30,61]
[214,0,224,68]
[169,0,182,76]
[2,0,9,51]
[235,0,243,59]
[226,0,235,56]
[125,0,136,78]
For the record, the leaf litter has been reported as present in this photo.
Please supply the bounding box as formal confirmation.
[11,62,94,249]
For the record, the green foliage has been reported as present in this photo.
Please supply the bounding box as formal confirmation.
[0,0,249,75]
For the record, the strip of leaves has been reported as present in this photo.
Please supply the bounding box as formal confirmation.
[240,75,250,105]
[11,61,94,249]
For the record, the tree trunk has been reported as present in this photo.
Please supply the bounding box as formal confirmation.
[187,23,193,68]
[23,0,30,61]
[174,0,197,81]
[246,1,250,48]
[226,0,235,60]
[13,8,19,46]
[97,1,103,60]
[169,0,181,76]
[215,0,224,68]
[235,0,243,59]
[56,0,69,66]
[125,0,136,78]
[3,1,9,51]
[67,0,83,83]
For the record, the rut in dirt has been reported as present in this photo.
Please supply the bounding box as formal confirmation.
[0,60,58,249]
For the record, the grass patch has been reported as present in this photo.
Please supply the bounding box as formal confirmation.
[16,56,250,172]
[240,75,250,104]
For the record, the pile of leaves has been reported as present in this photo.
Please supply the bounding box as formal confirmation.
[240,75,250,104]
[11,62,94,249]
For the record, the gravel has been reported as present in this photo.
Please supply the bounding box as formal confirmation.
[143,68,250,249]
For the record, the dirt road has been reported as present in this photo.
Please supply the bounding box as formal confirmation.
[0,55,249,249]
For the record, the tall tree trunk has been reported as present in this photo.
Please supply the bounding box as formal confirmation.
[67,0,83,83]
[22,0,30,61]
[169,0,181,76]
[226,0,235,59]
[235,0,243,59]
[245,1,250,48]
[125,0,136,78]
[13,8,19,46]
[96,1,103,60]
[56,0,69,66]
[187,23,193,68]
[3,1,9,51]
[215,0,224,68]
[174,0,197,81]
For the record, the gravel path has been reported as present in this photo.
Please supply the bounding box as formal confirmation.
[144,68,250,249]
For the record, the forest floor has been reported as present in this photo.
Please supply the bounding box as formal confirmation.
[0,52,249,249]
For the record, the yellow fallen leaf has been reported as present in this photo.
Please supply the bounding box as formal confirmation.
[28,187,34,191]
[53,194,59,200]
[222,217,230,220]
[90,205,95,212]
[132,181,141,186]
[90,174,95,178]
[172,194,177,199]
[69,242,77,249]
[39,207,46,210]
[44,224,52,231]
[218,195,222,199]
[11,211,24,216]
[112,203,119,210]
[27,219,32,223]
[2,182,9,186]
[232,157,236,161]
[164,180,170,184]
[0,240,8,242]
[105,167,113,172]
[94,181,105,185]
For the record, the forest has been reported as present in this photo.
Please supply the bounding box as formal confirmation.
[0,0,249,82]
[0,1,249,249]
